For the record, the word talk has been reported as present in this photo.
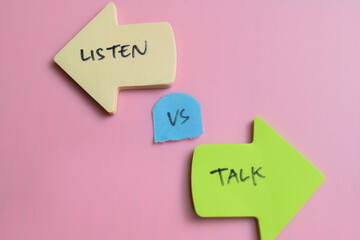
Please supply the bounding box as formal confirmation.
[210,166,265,186]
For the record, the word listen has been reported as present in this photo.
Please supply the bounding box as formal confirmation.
[80,41,148,61]
[210,166,265,186]
[167,108,190,126]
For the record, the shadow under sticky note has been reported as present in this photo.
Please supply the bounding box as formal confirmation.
[152,93,203,143]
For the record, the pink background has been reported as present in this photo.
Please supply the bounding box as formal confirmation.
[0,0,359,239]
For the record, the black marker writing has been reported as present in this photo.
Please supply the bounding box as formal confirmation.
[227,169,239,184]
[167,110,179,126]
[96,48,105,60]
[210,168,229,186]
[240,168,250,182]
[120,45,130,58]
[132,40,147,58]
[81,49,94,61]
[106,44,121,58]
[180,109,190,124]
[80,40,148,61]
[251,166,265,186]
[210,166,265,186]
[167,108,190,126]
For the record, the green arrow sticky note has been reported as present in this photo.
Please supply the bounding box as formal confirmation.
[191,117,324,240]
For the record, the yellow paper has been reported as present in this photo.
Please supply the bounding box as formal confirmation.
[54,2,176,113]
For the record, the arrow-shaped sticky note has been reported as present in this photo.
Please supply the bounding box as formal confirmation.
[191,117,324,240]
[54,2,176,114]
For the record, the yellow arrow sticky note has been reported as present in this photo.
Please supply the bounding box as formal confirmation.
[191,117,324,240]
[54,2,176,114]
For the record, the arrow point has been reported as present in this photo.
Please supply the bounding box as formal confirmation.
[91,2,118,27]
[251,117,325,239]
[98,87,119,114]
[191,117,324,240]
[252,116,273,144]
[55,3,176,114]
[107,2,116,8]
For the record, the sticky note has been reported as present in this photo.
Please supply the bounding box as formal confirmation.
[152,93,203,143]
[54,2,176,114]
[191,117,324,240]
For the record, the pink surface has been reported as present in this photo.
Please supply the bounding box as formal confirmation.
[0,0,359,239]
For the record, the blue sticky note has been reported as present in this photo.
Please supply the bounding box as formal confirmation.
[152,93,203,143]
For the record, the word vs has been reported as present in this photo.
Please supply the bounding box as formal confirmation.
[152,93,203,142]
[167,109,190,126]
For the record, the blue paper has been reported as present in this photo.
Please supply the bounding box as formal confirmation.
[152,93,203,143]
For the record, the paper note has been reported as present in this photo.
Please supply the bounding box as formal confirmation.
[54,2,176,114]
[152,93,203,143]
[191,117,324,240]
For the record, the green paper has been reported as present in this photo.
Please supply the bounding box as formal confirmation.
[191,117,324,240]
